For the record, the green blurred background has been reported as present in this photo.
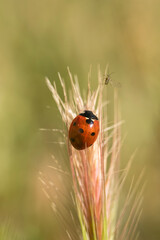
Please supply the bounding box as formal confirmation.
[0,0,160,239]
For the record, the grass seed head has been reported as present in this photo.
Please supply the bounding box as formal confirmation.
[45,66,143,240]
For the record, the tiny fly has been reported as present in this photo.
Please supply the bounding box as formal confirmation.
[104,72,121,88]
[105,73,112,85]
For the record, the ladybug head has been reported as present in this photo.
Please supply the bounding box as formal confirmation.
[79,110,98,120]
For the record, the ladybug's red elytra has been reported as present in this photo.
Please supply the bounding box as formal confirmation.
[69,110,99,150]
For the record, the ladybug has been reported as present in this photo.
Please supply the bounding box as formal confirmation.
[69,110,99,150]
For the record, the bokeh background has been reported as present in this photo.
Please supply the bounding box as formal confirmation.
[0,0,160,239]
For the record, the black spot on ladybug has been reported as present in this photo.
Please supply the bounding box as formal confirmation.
[91,132,95,136]
[70,138,75,142]
[73,122,76,126]
[89,144,93,146]
[79,128,84,133]
[80,110,98,120]
[86,119,94,125]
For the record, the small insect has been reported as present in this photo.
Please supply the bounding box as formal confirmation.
[104,72,121,88]
[105,73,112,85]
[69,110,99,150]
